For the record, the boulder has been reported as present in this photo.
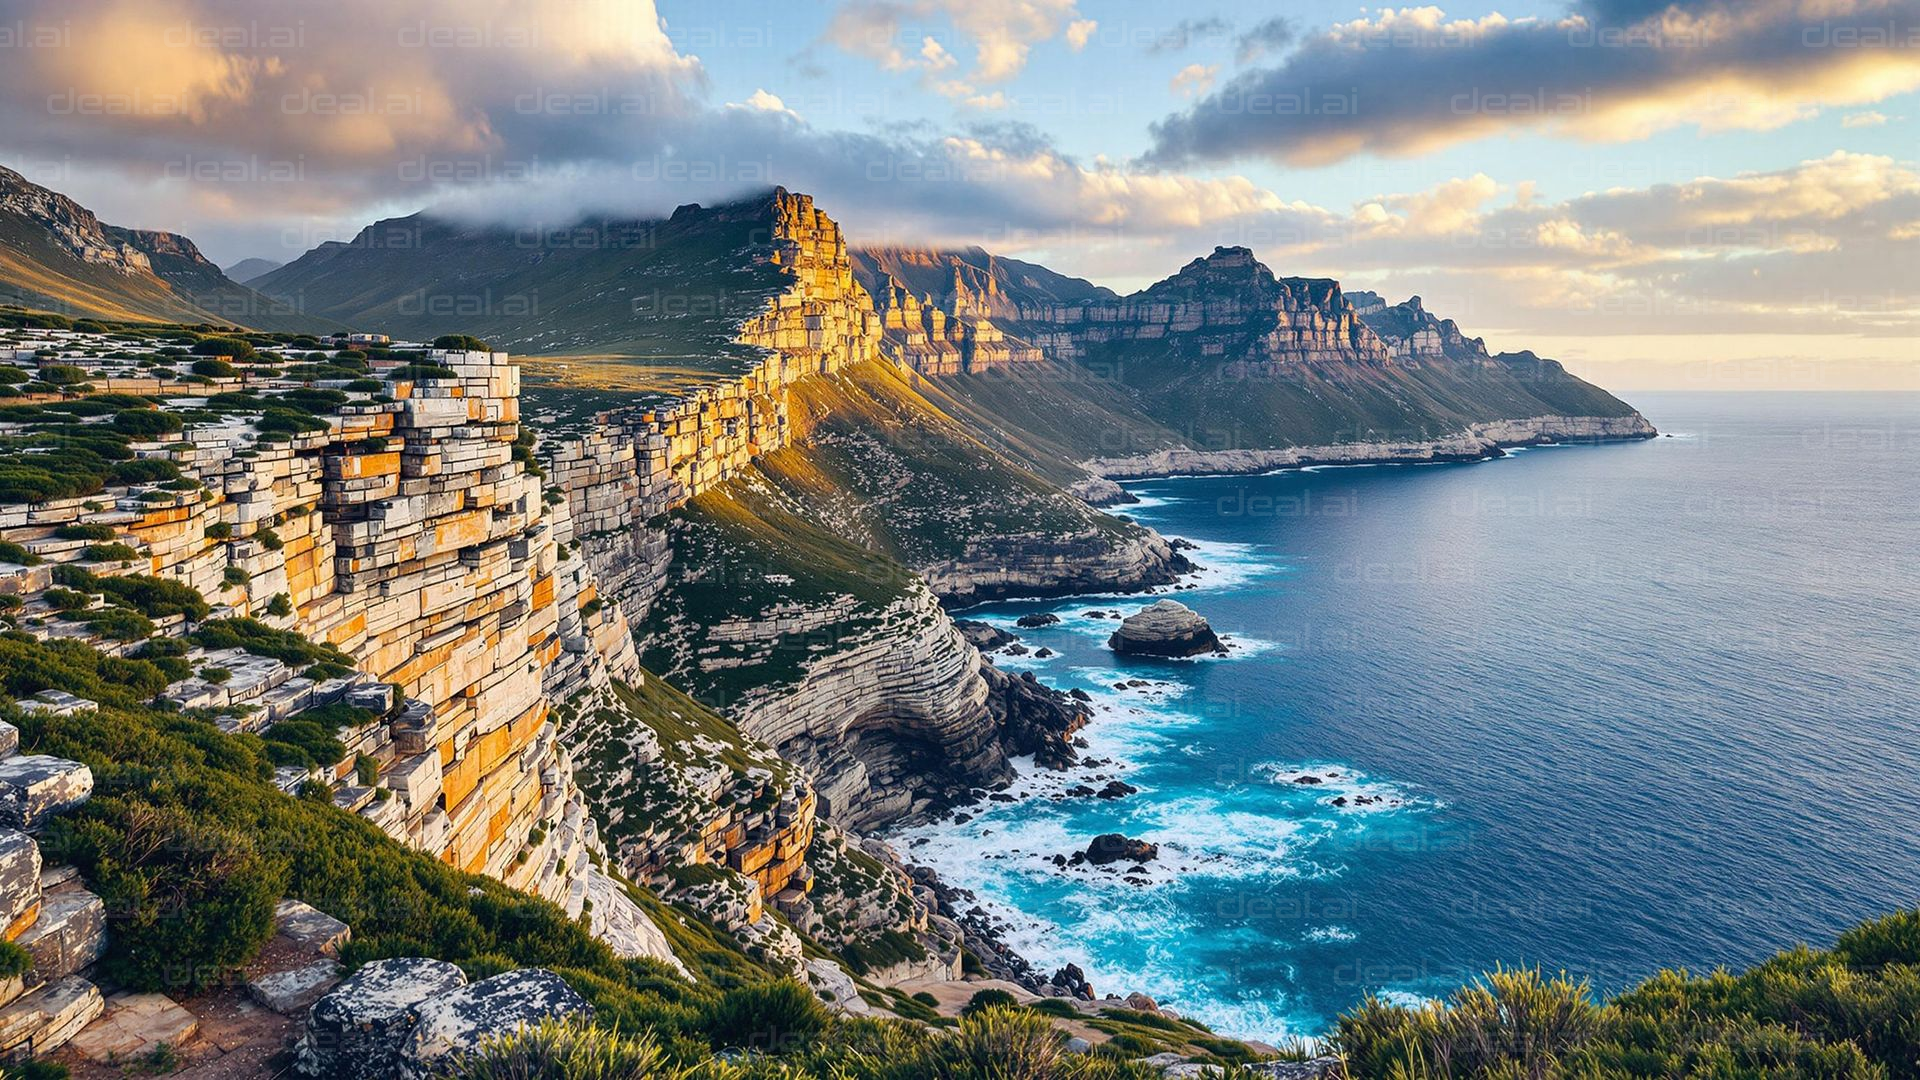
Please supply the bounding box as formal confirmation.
[294,956,468,1078]
[1015,613,1060,628]
[398,968,592,1079]
[1085,834,1158,866]
[953,619,1016,652]
[803,958,870,1016]
[0,756,94,831]
[1107,600,1220,658]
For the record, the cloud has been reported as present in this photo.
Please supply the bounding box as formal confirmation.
[1233,16,1294,64]
[824,0,1091,103]
[1146,0,1920,167]
[1145,17,1232,55]
[1170,64,1219,98]
[1842,110,1891,127]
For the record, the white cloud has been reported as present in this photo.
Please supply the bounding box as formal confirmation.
[824,0,1095,100]
[1169,64,1218,98]
[1842,110,1891,127]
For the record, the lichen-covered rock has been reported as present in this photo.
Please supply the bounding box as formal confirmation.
[398,968,591,1079]
[0,756,94,831]
[294,956,468,1078]
[1106,600,1220,658]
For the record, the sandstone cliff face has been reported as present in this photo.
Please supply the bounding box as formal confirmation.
[539,193,1170,830]
[1017,248,1388,367]
[0,348,648,948]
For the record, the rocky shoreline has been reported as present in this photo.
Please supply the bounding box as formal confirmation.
[1074,414,1658,499]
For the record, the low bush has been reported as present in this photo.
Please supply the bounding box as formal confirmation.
[704,980,829,1053]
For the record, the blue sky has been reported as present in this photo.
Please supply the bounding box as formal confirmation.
[0,0,1914,387]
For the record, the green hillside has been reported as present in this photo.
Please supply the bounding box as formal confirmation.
[253,198,788,366]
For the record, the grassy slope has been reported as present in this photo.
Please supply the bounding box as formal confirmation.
[766,360,1134,563]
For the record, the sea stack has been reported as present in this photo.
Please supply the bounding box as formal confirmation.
[1107,599,1221,657]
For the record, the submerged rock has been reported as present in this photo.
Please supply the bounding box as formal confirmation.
[1016,613,1061,628]
[1106,600,1221,658]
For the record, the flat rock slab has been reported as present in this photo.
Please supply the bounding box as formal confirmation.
[274,899,351,957]
[247,959,343,1016]
[68,991,199,1062]
[295,956,467,1078]
[399,968,591,1079]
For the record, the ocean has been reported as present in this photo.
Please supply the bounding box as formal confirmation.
[892,392,1920,1041]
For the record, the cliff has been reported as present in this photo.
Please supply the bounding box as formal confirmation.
[0,344,665,963]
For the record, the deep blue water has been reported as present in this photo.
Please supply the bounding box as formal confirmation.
[894,392,1920,1040]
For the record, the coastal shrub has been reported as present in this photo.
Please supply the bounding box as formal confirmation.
[37,364,88,386]
[190,358,236,378]
[82,542,138,562]
[703,980,829,1053]
[0,367,26,385]
[254,527,284,551]
[201,666,231,684]
[438,1017,671,1080]
[934,1006,1068,1080]
[389,363,459,382]
[66,605,154,641]
[257,717,347,769]
[255,407,326,435]
[96,574,209,620]
[0,540,40,566]
[108,458,180,485]
[1,1060,70,1080]
[53,523,116,541]
[433,334,492,352]
[190,617,352,668]
[112,409,183,436]
[192,337,255,360]
[266,592,293,617]
[963,988,1020,1017]
[45,801,282,992]
[0,940,32,979]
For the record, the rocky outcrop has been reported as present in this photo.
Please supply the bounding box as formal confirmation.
[1108,600,1221,658]
[981,665,1088,769]
[400,968,591,1079]
[1085,834,1159,866]
[1084,414,1658,480]
[921,530,1193,608]
[1011,247,1388,367]
[295,957,468,1078]
[732,585,1009,829]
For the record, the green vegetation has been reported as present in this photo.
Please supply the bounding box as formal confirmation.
[191,337,255,360]
[1335,923,1920,1078]
[0,540,40,566]
[433,334,493,352]
[190,358,236,378]
[190,617,352,668]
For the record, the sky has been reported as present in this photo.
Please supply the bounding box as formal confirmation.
[0,0,1916,389]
